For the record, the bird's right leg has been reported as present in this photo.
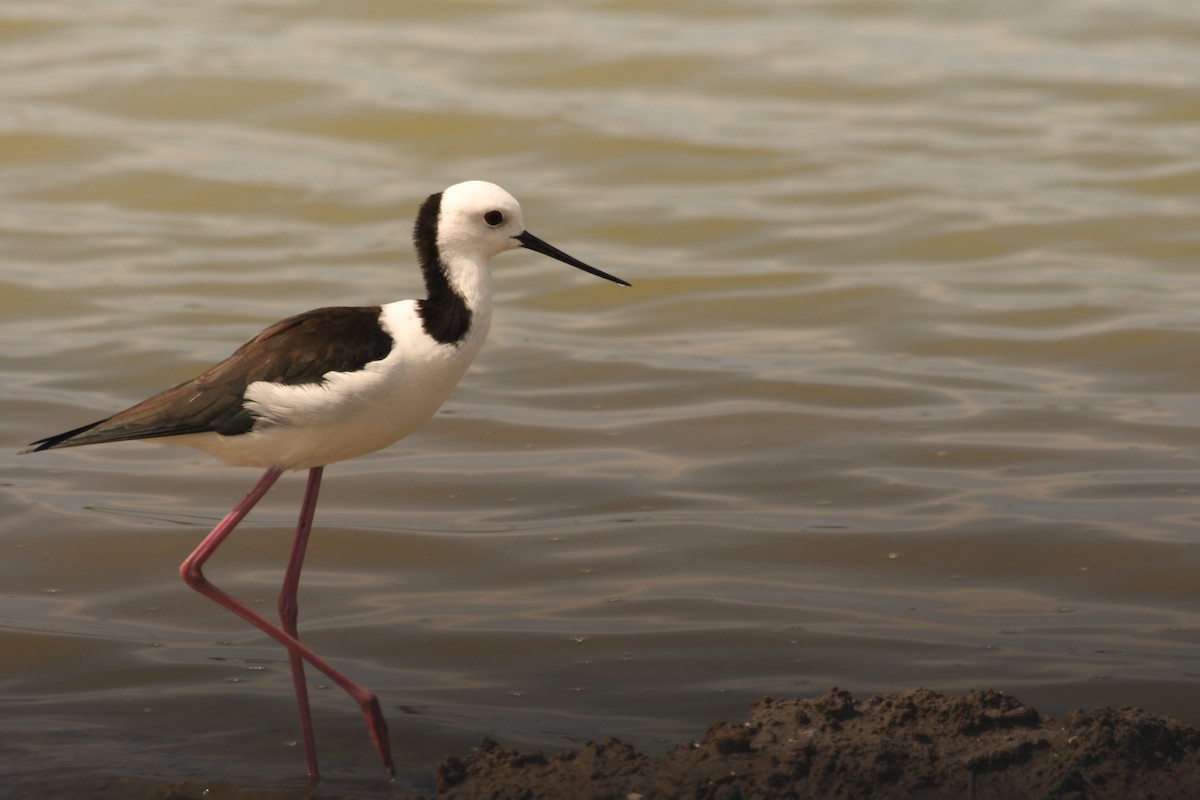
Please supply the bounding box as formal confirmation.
[179,467,395,781]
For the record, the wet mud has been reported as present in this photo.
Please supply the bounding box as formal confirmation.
[433,687,1200,800]
[57,686,1200,800]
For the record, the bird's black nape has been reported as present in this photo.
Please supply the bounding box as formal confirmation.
[412,190,473,345]
[412,191,443,275]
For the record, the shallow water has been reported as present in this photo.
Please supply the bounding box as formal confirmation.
[2,0,1199,796]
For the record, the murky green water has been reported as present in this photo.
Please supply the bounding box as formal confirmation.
[2,1,1199,796]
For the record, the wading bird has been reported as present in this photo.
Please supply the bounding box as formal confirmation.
[21,180,629,784]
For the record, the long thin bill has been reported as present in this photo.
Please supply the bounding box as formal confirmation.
[516,231,630,287]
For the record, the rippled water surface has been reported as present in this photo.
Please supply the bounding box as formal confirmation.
[2,0,1200,795]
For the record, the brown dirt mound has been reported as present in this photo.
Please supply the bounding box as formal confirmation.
[433,687,1200,800]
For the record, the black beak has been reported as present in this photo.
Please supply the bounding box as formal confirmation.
[516,231,630,287]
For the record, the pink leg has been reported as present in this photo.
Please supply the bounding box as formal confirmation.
[279,466,323,786]
[179,467,395,782]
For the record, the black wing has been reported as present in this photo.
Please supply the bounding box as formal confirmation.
[22,306,394,453]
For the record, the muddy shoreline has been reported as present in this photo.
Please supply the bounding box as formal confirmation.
[57,687,1200,800]
[432,687,1200,800]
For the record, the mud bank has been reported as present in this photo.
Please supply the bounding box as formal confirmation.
[434,687,1200,800]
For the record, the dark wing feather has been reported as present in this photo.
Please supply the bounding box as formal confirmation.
[22,306,393,453]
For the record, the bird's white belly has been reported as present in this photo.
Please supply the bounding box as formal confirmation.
[163,301,489,471]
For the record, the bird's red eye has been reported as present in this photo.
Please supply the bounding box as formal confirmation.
[484,210,503,226]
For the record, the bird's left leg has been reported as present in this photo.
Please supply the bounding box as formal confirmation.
[279,466,322,786]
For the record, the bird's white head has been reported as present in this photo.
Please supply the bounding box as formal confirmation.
[437,181,527,263]
[412,181,630,309]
